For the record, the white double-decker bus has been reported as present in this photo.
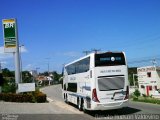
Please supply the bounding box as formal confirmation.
[62,51,129,111]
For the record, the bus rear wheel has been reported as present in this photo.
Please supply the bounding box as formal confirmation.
[65,94,68,103]
[77,98,82,111]
[82,101,87,113]
[77,98,86,112]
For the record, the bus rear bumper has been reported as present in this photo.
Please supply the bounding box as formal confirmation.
[88,99,129,111]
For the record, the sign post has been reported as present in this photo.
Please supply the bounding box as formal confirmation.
[2,19,21,87]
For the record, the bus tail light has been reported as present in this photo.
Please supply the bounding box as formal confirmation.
[92,88,100,102]
[124,86,129,100]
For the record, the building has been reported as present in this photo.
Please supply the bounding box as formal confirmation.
[36,75,53,86]
[137,66,160,97]
[30,70,38,77]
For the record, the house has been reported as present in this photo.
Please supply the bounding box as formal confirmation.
[137,66,160,97]
[36,75,53,86]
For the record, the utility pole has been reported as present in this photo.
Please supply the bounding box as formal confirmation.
[151,58,157,67]
[91,48,101,53]
[46,58,50,75]
[83,50,91,55]
[36,67,40,76]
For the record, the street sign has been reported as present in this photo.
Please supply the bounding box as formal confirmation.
[2,19,17,52]
[2,18,21,87]
[18,83,35,93]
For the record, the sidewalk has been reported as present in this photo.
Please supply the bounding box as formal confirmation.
[0,101,78,114]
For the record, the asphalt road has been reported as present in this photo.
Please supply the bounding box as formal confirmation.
[0,85,159,120]
[41,84,160,119]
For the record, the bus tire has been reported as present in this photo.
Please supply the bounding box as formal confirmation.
[77,98,82,111]
[82,99,86,113]
[65,94,68,103]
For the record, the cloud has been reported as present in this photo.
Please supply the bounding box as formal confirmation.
[24,64,33,70]
[19,46,28,53]
[0,47,12,60]
[0,46,27,60]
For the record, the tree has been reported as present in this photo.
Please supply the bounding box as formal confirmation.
[128,67,137,86]
[51,71,62,83]
[39,71,49,76]
[22,71,33,83]
[0,68,16,93]
[2,68,14,77]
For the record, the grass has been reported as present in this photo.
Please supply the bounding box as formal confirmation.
[132,96,160,105]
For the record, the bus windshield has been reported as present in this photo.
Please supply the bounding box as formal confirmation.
[95,53,126,67]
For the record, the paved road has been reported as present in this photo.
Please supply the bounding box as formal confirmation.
[41,85,160,119]
[0,85,159,120]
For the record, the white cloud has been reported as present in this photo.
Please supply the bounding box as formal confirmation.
[0,46,27,60]
[0,47,12,60]
[19,46,28,53]
[24,64,33,70]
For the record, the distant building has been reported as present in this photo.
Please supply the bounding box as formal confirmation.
[137,66,160,97]
[36,75,47,81]
[30,70,38,77]
[36,75,53,86]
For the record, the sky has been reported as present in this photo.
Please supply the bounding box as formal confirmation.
[0,0,160,73]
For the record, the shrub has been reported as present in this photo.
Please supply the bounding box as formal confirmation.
[133,97,138,101]
[133,89,141,99]
[0,93,34,102]
[35,91,47,103]
[2,84,16,93]
[0,91,46,103]
[142,94,147,98]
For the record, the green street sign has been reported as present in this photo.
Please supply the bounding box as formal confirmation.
[2,19,17,50]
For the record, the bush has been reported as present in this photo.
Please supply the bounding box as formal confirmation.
[35,91,47,103]
[0,91,47,103]
[0,93,33,102]
[133,89,141,99]
[142,94,147,98]
[133,97,138,101]
[2,83,16,93]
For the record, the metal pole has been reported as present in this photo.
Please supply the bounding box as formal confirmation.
[48,62,49,74]
[14,19,21,87]
[46,58,50,75]
[19,45,24,83]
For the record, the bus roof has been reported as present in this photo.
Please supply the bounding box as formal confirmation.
[64,51,125,67]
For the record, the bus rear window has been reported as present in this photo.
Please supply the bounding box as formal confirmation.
[95,53,126,67]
